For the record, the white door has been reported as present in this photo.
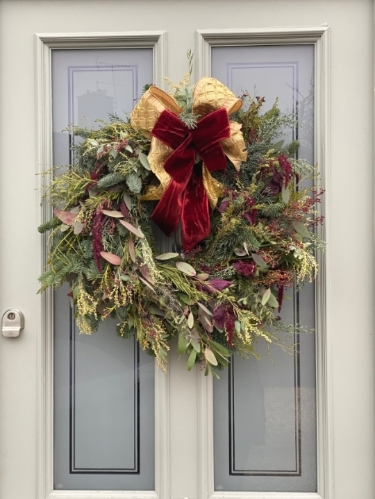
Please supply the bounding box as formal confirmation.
[0,1,374,499]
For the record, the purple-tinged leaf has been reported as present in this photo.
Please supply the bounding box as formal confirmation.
[119,200,129,218]
[139,276,155,292]
[54,209,76,225]
[128,238,136,263]
[100,251,121,266]
[242,212,254,225]
[218,200,230,213]
[197,302,213,316]
[213,305,225,330]
[123,192,132,211]
[139,265,154,284]
[208,279,232,291]
[119,219,144,238]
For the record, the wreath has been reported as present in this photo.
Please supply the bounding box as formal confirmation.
[38,72,324,375]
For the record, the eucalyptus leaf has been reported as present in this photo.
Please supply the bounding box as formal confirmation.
[271,140,284,152]
[210,340,230,357]
[252,253,268,268]
[73,221,84,235]
[187,312,194,329]
[187,349,197,371]
[267,292,279,308]
[261,288,271,305]
[138,152,151,170]
[155,252,179,260]
[100,251,121,266]
[178,293,194,305]
[148,305,165,316]
[128,238,136,263]
[217,355,229,368]
[73,285,80,300]
[123,192,132,211]
[204,348,218,366]
[119,219,144,238]
[176,261,196,276]
[70,206,80,215]
[139,276,155,292]
[196,273,210,281]
[234,247,247,256]
[102,210,124,218]
[197,302,212,316]
[282,185,290,204]
[178,333,188,355]
[292,221,311,239]
[191,337,201,353]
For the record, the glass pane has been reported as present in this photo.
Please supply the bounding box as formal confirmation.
[52,49,155,490]
[212,45,317,493]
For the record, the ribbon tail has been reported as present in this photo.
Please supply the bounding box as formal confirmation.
[151,179,184,236]
[181,168,211,252]
[151,140,195,237]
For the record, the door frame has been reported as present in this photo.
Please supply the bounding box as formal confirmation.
[36,26,331,499]
[195,26,332,499]
[35,31,170,499]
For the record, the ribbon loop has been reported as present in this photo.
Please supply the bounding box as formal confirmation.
[130,77,248,251]
[150,108,232,250]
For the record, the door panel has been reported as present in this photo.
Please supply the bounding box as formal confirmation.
[211,44,317,493]
[52,48,155,491]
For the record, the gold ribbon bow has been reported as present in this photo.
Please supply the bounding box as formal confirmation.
[131,77,247,208]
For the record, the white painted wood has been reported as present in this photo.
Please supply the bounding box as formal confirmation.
[47,493,158,499]
[35,32,168,499]
[207,494,322,499]
[0,2,374,499]
[196,26,332,499]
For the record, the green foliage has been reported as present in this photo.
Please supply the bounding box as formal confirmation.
[39,80,323,374]
[38,217,61,233]
[97,172,127,190]
[126,172,142,193]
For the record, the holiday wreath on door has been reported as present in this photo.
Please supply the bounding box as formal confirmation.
[38,68,324,375]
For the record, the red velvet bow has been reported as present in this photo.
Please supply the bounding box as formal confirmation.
[151,108,230,251]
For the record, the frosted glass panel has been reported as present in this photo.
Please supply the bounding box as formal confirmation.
[52,49,155,490]
[212,45,316,493]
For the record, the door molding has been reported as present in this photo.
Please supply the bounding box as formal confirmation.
[35,31,169,499]
[195,26,332,499]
